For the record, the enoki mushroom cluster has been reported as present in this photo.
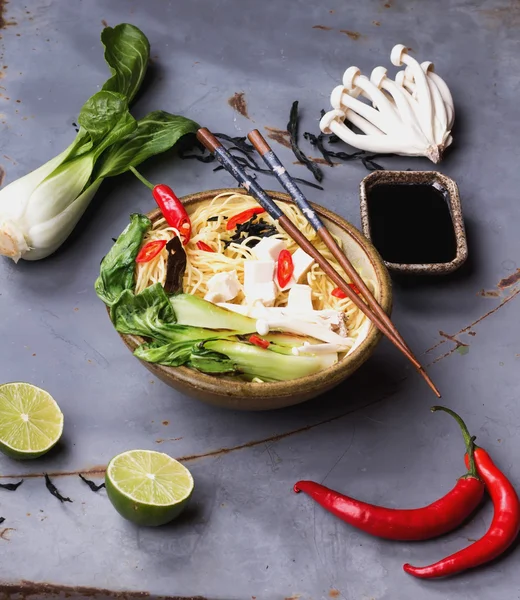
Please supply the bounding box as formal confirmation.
[320,44,455,163]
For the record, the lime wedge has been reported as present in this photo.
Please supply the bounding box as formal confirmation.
[105,450,194,526]
[0,382,64,460]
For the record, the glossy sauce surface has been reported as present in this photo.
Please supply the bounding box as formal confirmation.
[366,183,457,264]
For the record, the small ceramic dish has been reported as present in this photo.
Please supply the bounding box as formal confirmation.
[117,188,392,411]
[359,171,468,275]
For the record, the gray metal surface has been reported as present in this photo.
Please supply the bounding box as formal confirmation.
[0,1,519,598]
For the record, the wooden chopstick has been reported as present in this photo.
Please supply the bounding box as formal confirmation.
[196,127,440,398]
[247,130,440,397]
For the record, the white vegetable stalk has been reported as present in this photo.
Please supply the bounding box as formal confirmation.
[320,44,455,163]
[0,148,100,262]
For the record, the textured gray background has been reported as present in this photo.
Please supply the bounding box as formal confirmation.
[0,1,519,599]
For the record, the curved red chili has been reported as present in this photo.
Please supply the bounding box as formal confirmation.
[135,240,167,263]
[331,283,361,298]
[294,476,484,542]
[226,207,266,231]
[404,406,520,579]
[249,335,270,349]
[277,249,294,288]
[196,241,214,252]
[152,184,191,245]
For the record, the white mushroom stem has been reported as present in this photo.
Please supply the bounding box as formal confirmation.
[330,86,385,135]
[421,61,455,129]
[391,44,435,142]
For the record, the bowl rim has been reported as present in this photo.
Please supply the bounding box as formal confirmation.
[117,188,392,399]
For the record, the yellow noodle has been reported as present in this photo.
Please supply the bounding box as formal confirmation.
[135,192,376,344]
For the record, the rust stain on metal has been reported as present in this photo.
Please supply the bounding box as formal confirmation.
[265,126,291,148]
[101,19,108,27]
[384,0,393,7]
[0,387,403,480]
[312,25,333,30]
[478,3,520,28]
[0,527,15,541]
[439,330,469,349]
[155,437,183,444]
[293,158,340,167]
[468,331,476,336]
[0,165,4,186]
[0,581,207,599]
[498,268,520,289]
[162,420,170,426]
[426,288,520,364]
[340,30,362,40]
[0,464,106,481]
[477,288,501,298]
[0,0,4,29]
[373,20,381,26]
[228,92,249,119]
[329,590,341,598]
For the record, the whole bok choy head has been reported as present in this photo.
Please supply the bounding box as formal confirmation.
[0,24,198,262]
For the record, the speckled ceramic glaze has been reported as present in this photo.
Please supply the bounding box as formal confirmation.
[359,171,468,275]
[118,188,392,411]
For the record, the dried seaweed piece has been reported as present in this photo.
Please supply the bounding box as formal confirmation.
[287,101,323,183]
[214,133,255,154]
[164,236,187,295]
[224,216,279,248]
[0,517,4,524]
[44,474,72,503]
[303,132,333,165]
[0,480,23,491]
[79,474,105,492]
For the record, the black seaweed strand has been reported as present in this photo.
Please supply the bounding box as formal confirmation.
[164,236,187,295]
[44,474,73,503]
[224,216,279,249]
[303,132,333,165]
[0,517,5,524]
[287,101,323,183]
[0,480,23,491]
[79,474,106,492]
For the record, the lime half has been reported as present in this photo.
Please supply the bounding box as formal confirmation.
[105,450,194,527]
[0,382,64,460]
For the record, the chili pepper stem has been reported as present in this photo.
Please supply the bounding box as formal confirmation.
[130,166,155,191]
[432,406,479,480]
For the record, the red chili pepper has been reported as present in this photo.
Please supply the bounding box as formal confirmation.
[277,249,294,288]
[404,406,520,578]
[152,184,191,245]
[196,241,214,252]
[294,452,484,541]
[249,335,270,349]
[226,207,266,231]
[135,240,167,263]
[331,283,361,298]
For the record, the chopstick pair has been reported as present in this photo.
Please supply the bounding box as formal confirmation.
[196,127,440,398]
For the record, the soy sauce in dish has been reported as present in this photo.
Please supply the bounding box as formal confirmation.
[366,183,457,264]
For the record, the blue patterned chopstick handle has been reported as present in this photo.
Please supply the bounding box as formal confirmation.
[214,146,284,220]
[262,150,324,232]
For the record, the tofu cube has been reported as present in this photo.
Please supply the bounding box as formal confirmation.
[252,237,286,262]
[287,284,314,312]
[204,270,242,304]
[244,260,277,306]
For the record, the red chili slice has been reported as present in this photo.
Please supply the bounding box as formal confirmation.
[135,240,167,263]
[276,249,294,288]
[152,184,192,245]
[249,335,270,349]
[196,241,214,252]
[331,283,361,298]
[226,207,266,231]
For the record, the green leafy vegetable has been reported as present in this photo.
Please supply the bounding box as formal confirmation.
[101,23,150,102]
[95,111,199,179]
[189,345,236,374]
[134,339,202,366]
[0,23,199,262]
[95,213,151,306]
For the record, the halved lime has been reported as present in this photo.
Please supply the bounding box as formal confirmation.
[105,449,194,527]
[0,382,64,460]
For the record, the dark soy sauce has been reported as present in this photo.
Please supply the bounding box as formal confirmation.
[366,183,457,264]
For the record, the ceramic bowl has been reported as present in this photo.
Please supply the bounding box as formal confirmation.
[118,188,392,411]
[359,171,468,275]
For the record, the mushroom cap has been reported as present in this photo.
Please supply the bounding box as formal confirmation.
[330,85,346,110]
[390,44,408,67]
[342,66,361,91]
[421,60,434,73]
[319,109,345,134]
[370,66,388,88]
